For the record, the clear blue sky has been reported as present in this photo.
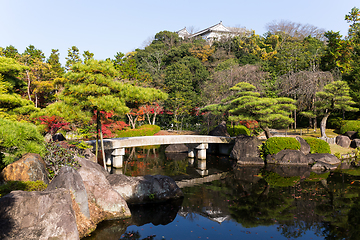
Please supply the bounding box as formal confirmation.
[1,0,358,65]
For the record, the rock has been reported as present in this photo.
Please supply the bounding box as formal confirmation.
[307,153,341,165]
[165,144,188,153]
[81,148,97,162]
[351,139,360,148]
[0,189,79,240]
[52,132,66,142]
[47,166,90,219]
[107,174,183,204]
[76,157,131,218]
[344,131,358,140]
[266,149,310,165]
[209,121,230,137]
[296,136,311,155]
[230,135,264,165]
[311,161,338,171]
[336,135,351,148]
[0,153,49,184]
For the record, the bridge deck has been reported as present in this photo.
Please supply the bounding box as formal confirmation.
[87,135,233,150]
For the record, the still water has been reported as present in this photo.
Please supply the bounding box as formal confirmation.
[84,146,360,240]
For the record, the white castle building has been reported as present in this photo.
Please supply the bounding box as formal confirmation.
[176,21,248,43]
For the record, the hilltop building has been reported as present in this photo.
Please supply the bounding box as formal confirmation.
[176,21,248,43]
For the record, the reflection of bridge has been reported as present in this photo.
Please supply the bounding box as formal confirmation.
[175,172,228,188]
[86,135,233,168]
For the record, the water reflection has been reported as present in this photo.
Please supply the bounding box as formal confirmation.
[85,146,360,239]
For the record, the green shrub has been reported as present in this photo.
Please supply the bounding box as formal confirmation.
[0,118,45,169]
[43,141,81,180]
[227,125,250,136]
[116,124,161,137]
[302,137,331,154]
[0,180,47,198]
[340,120,360,134]
[263,137,301,156]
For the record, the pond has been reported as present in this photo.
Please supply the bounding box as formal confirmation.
[84,146,360,240]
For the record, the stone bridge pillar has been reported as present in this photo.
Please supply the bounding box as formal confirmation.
[196,143,208,160]
[106,148,125,168]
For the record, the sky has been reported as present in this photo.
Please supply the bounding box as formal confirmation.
[1,0,359,65]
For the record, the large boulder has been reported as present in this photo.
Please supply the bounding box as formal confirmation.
[209,121,230,137]
[351,139,360,148]
[230,135,264,165]
[76,157,131,218]
[165,144,188,153]
[0,153,49,184]
[0,189,79,240]
[107,174,183,204]
[344,131,358,140]
[266,149,310,165]
[296,136,311,155]
[47,166,90,219]
[307,153,341,165]
[336,135,351,148]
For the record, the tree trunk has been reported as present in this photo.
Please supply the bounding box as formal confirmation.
[95,111,100,163]
[26,70,31,101]
[320,111,331,138]
[262,126,272,139]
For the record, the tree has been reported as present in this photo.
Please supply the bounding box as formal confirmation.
[345,7,360,38]
[47,49,64,76]
[65,46,82,70]
[202,82,296,138]
[58,59,167,165]
[312,81,358,138]
[265,20,326,41]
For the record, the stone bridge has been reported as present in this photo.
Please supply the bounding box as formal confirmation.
[86,135,233,168]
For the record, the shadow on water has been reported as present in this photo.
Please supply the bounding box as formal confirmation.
[86,146,360,239]
[84,199,183,240]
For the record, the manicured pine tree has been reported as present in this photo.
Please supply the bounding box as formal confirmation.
[59,59,167,166]
[202,82,296,139]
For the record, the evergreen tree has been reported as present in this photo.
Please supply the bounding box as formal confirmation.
[202,82,296,138]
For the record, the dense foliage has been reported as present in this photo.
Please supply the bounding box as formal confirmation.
[340,120,360,134]
[116,124,161,137]
[43,141,82,180]
[227,124,250,136]
[0,7,360,163]
[302,137,331,154]
[263,137,301,156]
[0,118,45,169]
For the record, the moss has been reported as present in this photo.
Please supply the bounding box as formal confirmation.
[0,180,47,198]
[227,125,250,136]
[303,137,331,154]
[263,137,300,156]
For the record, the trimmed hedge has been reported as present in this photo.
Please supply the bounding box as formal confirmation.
[116,124,161,137]
[263,137,301,156]
[302,137,331,154]
[227,125,250,136]
[340,120,360,135]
